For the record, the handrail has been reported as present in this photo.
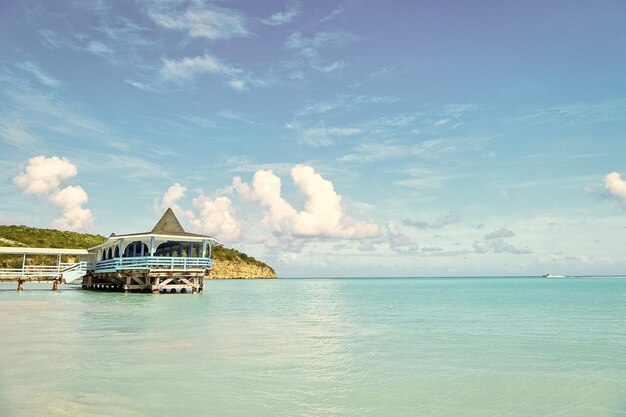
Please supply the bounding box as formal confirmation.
[94,256,212,272]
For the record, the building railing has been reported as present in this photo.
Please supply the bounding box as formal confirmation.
[93,256,212,272]
[0,262,92,280]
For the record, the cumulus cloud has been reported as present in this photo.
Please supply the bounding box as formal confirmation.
[50,185,94,231]
[156,164,379,254]
[604,172,626,206]
[157,183,240,242]
[13,155,77,195]
[13,156,93,232]
[234,164,380,240]
[162,182,187,208]
[191,195,240,241]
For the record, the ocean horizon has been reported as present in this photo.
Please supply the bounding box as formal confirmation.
[1,277,625,417]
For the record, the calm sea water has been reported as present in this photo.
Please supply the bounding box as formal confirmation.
[0,277,625,417]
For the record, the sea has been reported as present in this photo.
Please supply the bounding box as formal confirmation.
[0,277,625,417]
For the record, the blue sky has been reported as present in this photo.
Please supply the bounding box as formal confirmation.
[2,0,626,277]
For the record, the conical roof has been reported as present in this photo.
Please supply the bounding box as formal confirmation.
[87,208,222,251]
[151,208,186,234]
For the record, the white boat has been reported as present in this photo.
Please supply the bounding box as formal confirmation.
[543,273,565,278]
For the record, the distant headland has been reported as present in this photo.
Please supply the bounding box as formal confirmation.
[0,214,276,282]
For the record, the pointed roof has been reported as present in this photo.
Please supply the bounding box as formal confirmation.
[151,208,185,235]
[87,208,222,251]
[108,208,216,239]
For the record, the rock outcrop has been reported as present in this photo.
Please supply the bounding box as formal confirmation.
[210,259,277,279]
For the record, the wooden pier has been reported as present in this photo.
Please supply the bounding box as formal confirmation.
[82,269,207,293]
[0,209,221,294]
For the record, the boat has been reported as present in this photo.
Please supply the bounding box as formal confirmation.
[542,273,565,278]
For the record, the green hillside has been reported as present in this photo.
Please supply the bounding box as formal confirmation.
[0,225,106,249]
[0,225,274,273]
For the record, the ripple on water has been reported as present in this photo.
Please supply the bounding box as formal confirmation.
[0,278,625,417]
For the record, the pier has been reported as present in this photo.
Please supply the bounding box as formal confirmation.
[0,209,221,293]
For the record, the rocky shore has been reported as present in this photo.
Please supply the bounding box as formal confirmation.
[209,259,277,279]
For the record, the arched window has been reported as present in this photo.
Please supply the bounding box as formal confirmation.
[123,241,149,258]
[155,241,194,257]
[107,248,113,260]
[114,246,120,258]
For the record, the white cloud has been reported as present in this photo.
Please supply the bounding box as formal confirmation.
[191,195,240,241]
[261,3,299,26]
[297,95,398,116]
[234,164,380,240]
[161,54,239,80]
[228,79,246,91]
[13,155,77,195]
[0,118,36,147]
[16,62,61,87]
[158,183,240,242]
[313,61,346,73]
[84,40,113,55]
[39,30,115,58]
[124,79,157,92]
[13,156,94,232]
[286,31,358,55]
[319,6,344,23]
[285,31,359,73]
[604,172,626,206]
[155,164,379,252]
[148,1,247,40]
[163,182,187,208]
[50,185,94,232]
[297,122,361,146]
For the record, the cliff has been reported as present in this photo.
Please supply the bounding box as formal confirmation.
[210,245,277,279]
[0,225,277,279]
[210,259,277,279]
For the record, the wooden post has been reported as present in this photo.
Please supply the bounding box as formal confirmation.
[21,253,26,279]
[150,237,155,257]
[201,240,207,258]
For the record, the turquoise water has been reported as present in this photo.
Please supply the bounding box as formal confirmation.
[0,277,625,417]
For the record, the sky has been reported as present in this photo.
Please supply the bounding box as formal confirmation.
[1,0,626,277]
